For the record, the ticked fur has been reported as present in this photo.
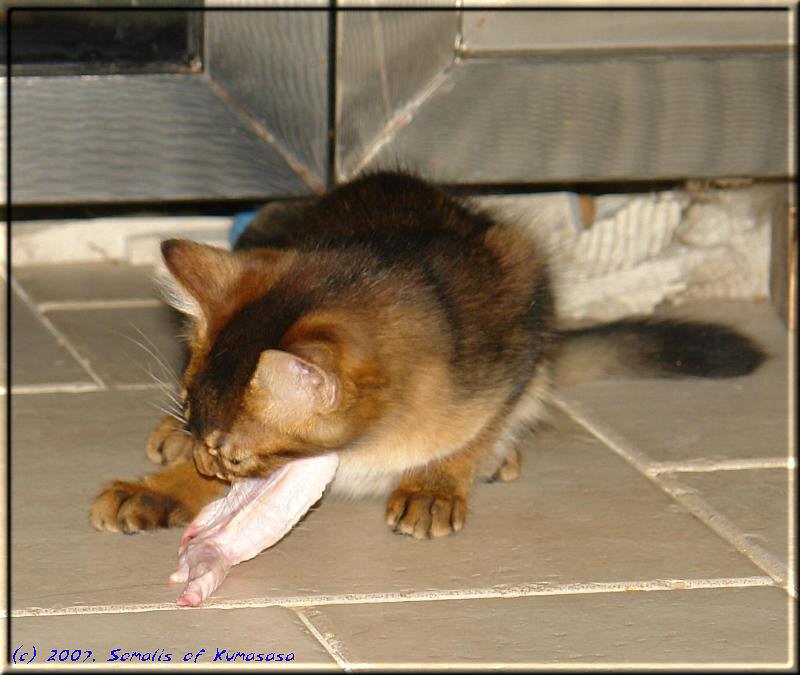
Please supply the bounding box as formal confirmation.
[91,171,764,539]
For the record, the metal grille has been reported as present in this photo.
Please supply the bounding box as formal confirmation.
[10,75,312,205]
[364,52,791,184]
[3,7,794,207]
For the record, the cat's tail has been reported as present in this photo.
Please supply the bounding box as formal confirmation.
[553,318,767,387]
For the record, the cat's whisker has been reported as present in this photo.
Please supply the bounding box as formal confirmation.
[115,340,184,410]
[120,324,182,388]
[125,353,183,405]
[117,345,187,423]
[148,400,187,426]
[142,371,185,415]
[141,367,180,397]
[128,321,178,373]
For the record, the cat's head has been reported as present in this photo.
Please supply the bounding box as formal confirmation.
[158,239,382,481]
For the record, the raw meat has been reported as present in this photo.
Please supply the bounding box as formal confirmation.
[169,453,339,607]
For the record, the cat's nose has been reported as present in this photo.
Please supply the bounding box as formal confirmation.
[219,447,241,468]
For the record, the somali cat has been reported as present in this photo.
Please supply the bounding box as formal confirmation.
[90,172,765,539]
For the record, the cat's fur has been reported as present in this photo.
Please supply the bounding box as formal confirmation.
[90,172,766,539]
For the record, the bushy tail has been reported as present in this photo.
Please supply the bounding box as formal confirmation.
[553,318,767,387]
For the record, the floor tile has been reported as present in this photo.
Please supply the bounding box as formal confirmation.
[303,587,791,667]
[44,305,187,386]
[674,469,791,568]
[10,291,95,388]
[11,391,763,611]
[560,301,789,463]
[10,391,184,610]
[11,607,336,668]
[12,263,160,304]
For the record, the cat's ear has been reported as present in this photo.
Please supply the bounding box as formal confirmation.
[159,239,242,320]
[255,350,340,417]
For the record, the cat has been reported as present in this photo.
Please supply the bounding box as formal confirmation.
[90,171,766,539]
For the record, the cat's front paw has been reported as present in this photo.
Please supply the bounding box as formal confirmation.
[90,481,191,534]
[146,415,195,465]
[385,489,468,539]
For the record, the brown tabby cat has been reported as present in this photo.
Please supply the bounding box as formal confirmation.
[90,172,765,539]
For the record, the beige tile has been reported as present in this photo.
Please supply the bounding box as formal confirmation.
[11,607,336,667]
[11,391,185,610]
[561,301,789,463]
[10,291,95,387]
[12,263,160,304]
[45,305,187,386]
[11,391,763,611]
[674,469,791,568]
[303,587,792,667]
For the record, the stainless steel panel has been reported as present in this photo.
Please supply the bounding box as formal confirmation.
[337,9,458,179]
[203,0,325,6]
[366,53,791,183]
[9,74,312,205]
[461,10,791,53]
[206,9,329,187]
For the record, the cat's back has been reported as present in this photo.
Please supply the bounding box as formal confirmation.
[297,171,492,249]
[241,172,555,396]
[237,171,492,254]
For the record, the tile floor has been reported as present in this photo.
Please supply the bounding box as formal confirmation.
[3,261,796,669]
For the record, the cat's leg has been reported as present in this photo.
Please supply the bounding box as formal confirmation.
[145,414,196,465]
[90,460,228,534]
[385,437,487,539]
[478,364,552,483]
[480,445,522,483]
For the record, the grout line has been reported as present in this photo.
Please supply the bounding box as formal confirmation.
[111,382,170,392]
[648,457,796,475]
[550,393,655,469]
[657,473,790,588]
[6,575,775,619]
[8,382,103,395]
[294,608,352,672]
[9,278,107,389]
[6,382,167,395]
[38,299,163,312]
[552,394,792,592]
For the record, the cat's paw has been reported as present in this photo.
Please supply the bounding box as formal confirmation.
[90,481,191,534]
[484,447,521,483]
[385,489,467,539]
[146,415,195,465]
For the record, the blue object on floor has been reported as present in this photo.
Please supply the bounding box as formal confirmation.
[230,210,258,248]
